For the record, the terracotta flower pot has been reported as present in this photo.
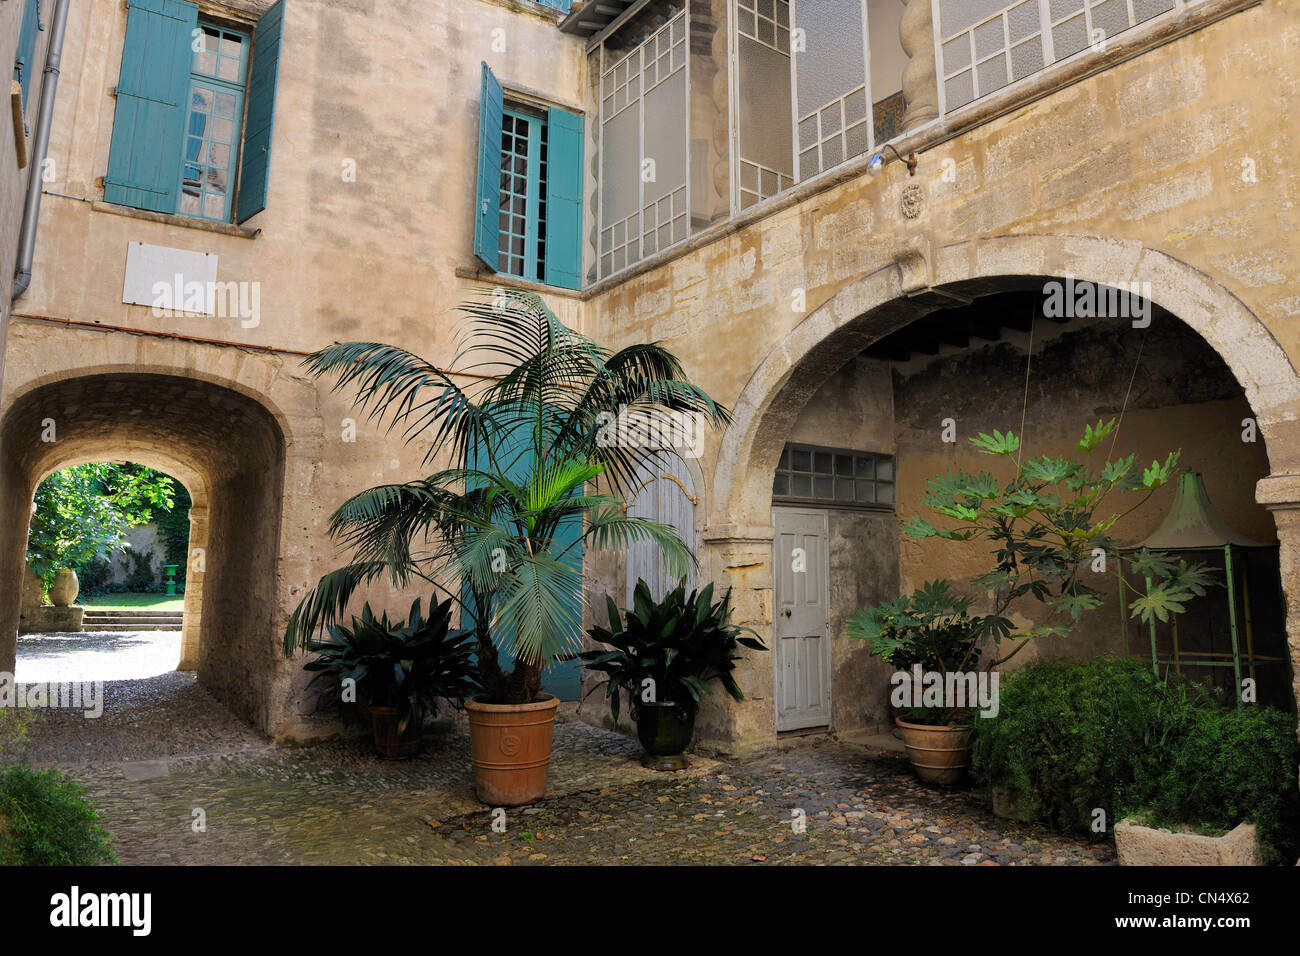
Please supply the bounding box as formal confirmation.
[894,717,971,786]
[48,569,79,607]
[369,705,422,760]
[465,694,559,806]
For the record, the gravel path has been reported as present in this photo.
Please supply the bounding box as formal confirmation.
[16,630,181,683]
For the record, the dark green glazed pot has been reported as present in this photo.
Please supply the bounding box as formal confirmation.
[635,701,696,771]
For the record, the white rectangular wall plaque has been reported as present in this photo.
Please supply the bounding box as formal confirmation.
[122,241,219,315]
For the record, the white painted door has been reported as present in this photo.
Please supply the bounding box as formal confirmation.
[625,454,697,603]
[772,507,831,731]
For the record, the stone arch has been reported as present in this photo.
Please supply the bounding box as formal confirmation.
[703,233,1300,747]
[0,322,327,733]
[712,234,1300,532]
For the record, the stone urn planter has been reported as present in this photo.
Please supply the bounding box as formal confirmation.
[894,717,971,786]
[465,694,559,806]
[1115,818,1263,866]
[48,569,80,607]
[634,700,696,771]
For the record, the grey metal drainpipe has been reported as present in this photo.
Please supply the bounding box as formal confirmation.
[11,0,71,302]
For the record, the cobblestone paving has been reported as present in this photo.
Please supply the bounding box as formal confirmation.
[24,673,1114,866]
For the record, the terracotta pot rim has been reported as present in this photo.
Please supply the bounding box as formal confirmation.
[894,716,972,732]
[464,693,558,714]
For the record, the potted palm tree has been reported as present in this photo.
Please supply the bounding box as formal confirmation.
[283,289,729,804]
[581,579,766,769]
[303,596,478,758]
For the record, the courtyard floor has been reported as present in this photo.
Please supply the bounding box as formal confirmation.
[14,668,1116,866]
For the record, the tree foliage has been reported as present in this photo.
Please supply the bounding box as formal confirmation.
[26,463,175,587]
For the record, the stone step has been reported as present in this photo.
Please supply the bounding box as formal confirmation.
[81,624,182,632]
[82,616,183,623]
[83,612,183,627]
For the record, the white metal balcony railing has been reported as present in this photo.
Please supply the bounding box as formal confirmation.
[935,0,1179,113]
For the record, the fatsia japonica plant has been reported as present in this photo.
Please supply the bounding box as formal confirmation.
[283,289,730,705]
[849,418,1213,670]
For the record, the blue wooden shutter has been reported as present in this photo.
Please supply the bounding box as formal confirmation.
[544,107,584,290]
[103,0,196,212]
[13,0,42,112]
[235,0,284,223]
[474,62,504,271]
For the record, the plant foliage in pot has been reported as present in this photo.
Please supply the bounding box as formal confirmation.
[581,579,767,770]
[847,419,1210,786]
[303,597,478,758]
[846,580,987,785]
[284,290,729,803]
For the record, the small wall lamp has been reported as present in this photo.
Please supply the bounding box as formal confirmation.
[867,143,918,177]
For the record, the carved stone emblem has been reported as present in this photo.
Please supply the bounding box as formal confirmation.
[901,183,924,219]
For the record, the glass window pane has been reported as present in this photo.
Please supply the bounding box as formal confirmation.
[876,459,894,481]
[773,474,789,496]
[791,449,810,471]
[792,475,812,497]
[813,452,832,474]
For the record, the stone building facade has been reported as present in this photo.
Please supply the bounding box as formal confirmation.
[3,0,1298,752]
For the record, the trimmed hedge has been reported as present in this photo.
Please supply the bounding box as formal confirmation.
[970,657,1299,863]
[0,765,116,866]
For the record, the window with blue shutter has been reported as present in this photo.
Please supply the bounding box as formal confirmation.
[13,0,43,114]
[103,0,282,223]
[544,107,583,290]
[474,64,585,290]
[104,0,197,213]
[474,63,504,270]
[235,0,283,223]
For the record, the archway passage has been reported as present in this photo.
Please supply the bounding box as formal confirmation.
[20,461,191,683]
[702,239,1300,749]
[0,372,287,730]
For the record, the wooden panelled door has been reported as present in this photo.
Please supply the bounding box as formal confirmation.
[772,507,831,731]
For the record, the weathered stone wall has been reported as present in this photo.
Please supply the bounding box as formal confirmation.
[1,0,52,396]
[581,1,1300,750]
[2,0,585,735]
[6,0,1300,750]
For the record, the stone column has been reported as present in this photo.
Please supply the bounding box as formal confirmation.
[693,528,776,755]
[1255,476,1300,760]
[900,0,940,132]
[177,504,207,672]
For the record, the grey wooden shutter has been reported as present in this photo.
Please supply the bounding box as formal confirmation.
[625,454,696,604]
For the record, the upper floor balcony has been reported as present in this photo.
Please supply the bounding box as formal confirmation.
[556,0,1254,290]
